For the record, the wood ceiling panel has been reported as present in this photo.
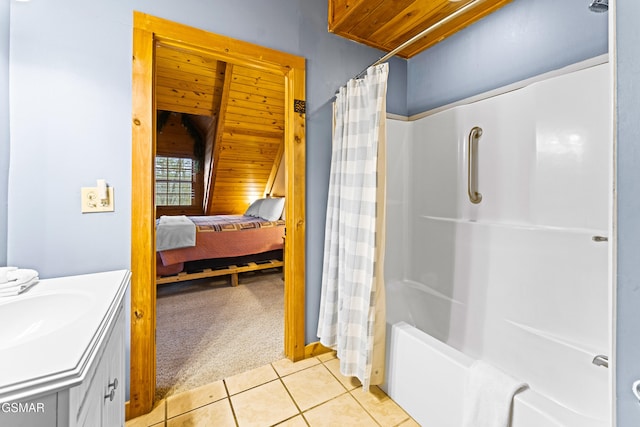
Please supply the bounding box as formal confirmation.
[218,139,282,150]
[217,145,281,158]
[215,175,272,182]
[217,175,269,183]
[155,58,220,82]
[223,127,283,140]
[155,44,225,116]
[155,41,286,215]
[225,120,284,135]
[155,90,215,116]
[222,139,282,151]
[227,98,284,115]
[227,90,285,108]
[155,83,221,108]
[232,65,286,83]
[225,104,281,119]
[370,0,457,46]
[343,0,417,39]
[208,63,285,215]
[229,83,285,101]
[222,131,283,145]
[328,0,513,58]
[231,74,286,93]
[155,75,222,94]
[225,112,284,129]
[155,44,220,68]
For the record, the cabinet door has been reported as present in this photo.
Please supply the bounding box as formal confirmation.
[77,388,102,427]
[101,308,125,427]
[74,345,105,427]
[75,305,125,427]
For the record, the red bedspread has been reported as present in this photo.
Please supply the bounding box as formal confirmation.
[157,215,285,267]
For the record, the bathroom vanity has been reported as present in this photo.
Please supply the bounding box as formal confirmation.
[0,270,130,427]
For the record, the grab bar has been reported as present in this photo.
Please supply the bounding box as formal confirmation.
[467,126,483,204]
[592,355,608,368]
[632,380,640,402]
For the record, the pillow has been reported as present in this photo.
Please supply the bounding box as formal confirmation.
[244,198,264,217]
[258,197,285,221]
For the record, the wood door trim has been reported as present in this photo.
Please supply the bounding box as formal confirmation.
[130,12,306,418]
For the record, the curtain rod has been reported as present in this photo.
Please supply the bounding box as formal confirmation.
[353,0,482,80]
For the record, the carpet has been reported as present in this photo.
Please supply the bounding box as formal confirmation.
[155,269,284,400]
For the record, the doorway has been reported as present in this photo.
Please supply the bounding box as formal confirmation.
[130,12,306,418]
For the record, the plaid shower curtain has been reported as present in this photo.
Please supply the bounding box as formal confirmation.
[317,63,388,390]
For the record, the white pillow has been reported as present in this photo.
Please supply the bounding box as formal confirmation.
[258,197,285,221]
[245,199,264,217]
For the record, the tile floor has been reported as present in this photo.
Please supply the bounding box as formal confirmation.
[126,351,420,427]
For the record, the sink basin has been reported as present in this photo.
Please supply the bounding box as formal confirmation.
[0,291,94,350]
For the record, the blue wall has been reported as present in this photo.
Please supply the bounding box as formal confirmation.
[0,0,8,266]
[615,0,640,424]
[407,0,608,115]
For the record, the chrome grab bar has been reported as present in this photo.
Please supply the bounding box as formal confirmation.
[467,126,483,204]
[592,355,608,368]
[633,380,640,402]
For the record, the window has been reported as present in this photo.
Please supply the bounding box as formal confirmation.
[155,156,196,206]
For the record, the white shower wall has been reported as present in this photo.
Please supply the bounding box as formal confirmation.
[385,63,611,421]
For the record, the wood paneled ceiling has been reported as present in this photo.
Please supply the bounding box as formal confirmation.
[328,0,512,58]
[155,43,285,215]
[155,44,226,116]
[211,64,285,214]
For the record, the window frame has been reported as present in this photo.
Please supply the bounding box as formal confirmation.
[154,154,204,217]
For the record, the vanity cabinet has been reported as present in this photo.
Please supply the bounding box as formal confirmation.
[71,304,125,427]
[0,270,130,427]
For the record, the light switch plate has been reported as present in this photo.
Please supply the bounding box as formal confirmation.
[81,187,114,213]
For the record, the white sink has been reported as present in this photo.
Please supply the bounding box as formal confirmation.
[0,291,94,350]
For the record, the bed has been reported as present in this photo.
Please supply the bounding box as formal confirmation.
[156,198,286,286]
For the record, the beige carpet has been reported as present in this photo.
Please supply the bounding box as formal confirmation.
[155,269,284,400]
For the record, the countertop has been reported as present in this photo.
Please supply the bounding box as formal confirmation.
[0,269,130,402]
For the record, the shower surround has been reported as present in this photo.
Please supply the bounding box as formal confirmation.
[383,61,612,426]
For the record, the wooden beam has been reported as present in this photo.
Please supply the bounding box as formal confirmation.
[205,63,233,214]
[265,141,284,197]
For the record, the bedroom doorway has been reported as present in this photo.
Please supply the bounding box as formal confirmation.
[130,12,306,418]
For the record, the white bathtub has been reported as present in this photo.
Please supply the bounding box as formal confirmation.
[383,322,607,427]
[383,62,612,426]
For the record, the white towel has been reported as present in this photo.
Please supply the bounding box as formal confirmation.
[156,215,196,251]
[6,268,38,284]
[0,276,39,297]
[462,360,528,427]
[0,268,38,289]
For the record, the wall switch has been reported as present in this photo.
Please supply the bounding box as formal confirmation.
[81,187,115,213]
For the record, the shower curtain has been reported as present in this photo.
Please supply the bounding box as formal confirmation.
[317,63,388,390]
